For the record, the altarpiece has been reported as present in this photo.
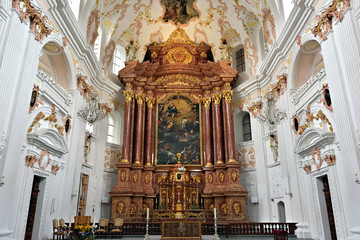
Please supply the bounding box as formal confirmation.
[110,29,248,223]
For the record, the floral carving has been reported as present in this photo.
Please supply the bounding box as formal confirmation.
[100,103,112,116]
[262,8,277,45]
[51,164,60,175]
[25,155,38,167]
[311,0,350,41]
[270,75,287,98]
[303,165,312,174]
[38,149,50,171]
[248,102,262,117]
[298,106,334,135]
[86,9,100,45]
[312,148,323,170]
[244,38,258,78]
[77,75,94,98]
[12,0,52,41]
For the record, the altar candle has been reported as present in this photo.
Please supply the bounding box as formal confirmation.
[214,208,217,218]
[69,216,72,226]
[93,215,95,227]
[147,208,149,219]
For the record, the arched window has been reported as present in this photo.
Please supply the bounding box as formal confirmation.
[107,112,121,144]
[242,113,252,141]
[113,45,126,74]
[236,48,246,73]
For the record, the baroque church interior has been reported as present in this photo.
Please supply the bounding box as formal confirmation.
[0,0,359,239]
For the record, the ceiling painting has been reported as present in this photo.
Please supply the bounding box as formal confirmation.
[161,0,200,25]
[90,0,281,78]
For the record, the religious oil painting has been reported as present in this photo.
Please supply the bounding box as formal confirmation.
[161,0,199,25]
[156,95,201,165]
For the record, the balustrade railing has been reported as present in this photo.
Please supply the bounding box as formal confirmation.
[122,222,297,236]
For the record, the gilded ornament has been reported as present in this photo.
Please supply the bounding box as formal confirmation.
[123,90,134,102]
[166,47,192,64]
[161,28,197,47]
[223,90,233,103]
[234,203,241,214]
[133,173,138,183]
[135,93,145,106]
[231,170,237,181]
[118,202,124,213]
[212,93,222,106]
[151,51,158,58]
[200,52,207,58]
[146,97,155,109]
[145,174,150,184]
[202,97,211,109]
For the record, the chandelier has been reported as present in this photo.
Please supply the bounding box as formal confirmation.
[257,93,286,126]
[77,91,105,124]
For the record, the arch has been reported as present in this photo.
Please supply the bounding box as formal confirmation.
[288,34,323,90]
[107,111,122,145]
[39,36,76,90]
[113,44,126,74]
[277,201,286,222]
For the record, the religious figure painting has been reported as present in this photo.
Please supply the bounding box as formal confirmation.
[156,95,201,165]
[161,0,199,25]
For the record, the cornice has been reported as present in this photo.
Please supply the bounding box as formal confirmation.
[45,0,120,97]
[235,1,316,97]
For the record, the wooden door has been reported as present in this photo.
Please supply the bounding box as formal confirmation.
[322,176,337,240]
[24,176,41,240]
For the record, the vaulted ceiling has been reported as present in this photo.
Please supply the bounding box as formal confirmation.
[80,0,286,79]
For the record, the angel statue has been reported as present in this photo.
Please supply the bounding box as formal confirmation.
[125,40,137,61]
[219,38,233,62]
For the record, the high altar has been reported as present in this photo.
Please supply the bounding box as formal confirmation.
[110,29,248,222]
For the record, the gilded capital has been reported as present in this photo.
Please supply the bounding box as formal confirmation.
[212,93,222,106]
[146,97,156,109]
[135,93,145,106]
[223,90,233,103]
[123,90,134,102]
[202,97,212,109]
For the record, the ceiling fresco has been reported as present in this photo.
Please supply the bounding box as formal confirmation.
[85,0,279,78]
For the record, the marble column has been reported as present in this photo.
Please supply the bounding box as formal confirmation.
[212,92,224,164]
[134,92,145,165]
[202,96,213,166]
[121,90,134,163]
[145,95,155,166]
[223,90,236,163]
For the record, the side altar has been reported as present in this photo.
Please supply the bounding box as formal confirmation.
[109,29,247,223]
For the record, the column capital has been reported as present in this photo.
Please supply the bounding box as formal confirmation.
[135,93,145,106]
[212,93,222,106]
[123,90,134,103]
[202,97,212,109]
[222,90,233,103]
[146,96,156,109]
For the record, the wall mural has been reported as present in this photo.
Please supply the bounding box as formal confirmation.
[161,0,199,25]
[156,95,201,165]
